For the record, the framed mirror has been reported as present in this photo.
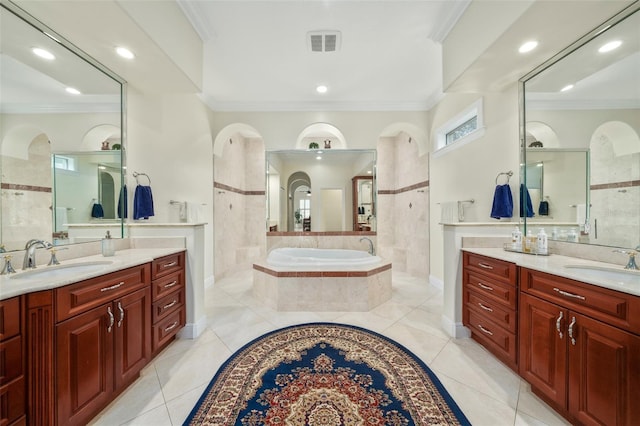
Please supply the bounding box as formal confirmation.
[0,1,125,252]
[266,149,376,233]
[520,3,639,249]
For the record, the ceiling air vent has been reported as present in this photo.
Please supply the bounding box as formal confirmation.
[307,31,341,53]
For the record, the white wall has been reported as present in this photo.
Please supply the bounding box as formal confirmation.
[428,87,521,282]
[126,89,214,280]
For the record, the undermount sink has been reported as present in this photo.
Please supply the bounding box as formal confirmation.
[564,265,640,284]
[10,260,114,280]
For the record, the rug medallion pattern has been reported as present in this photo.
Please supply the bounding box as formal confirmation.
[185,323,470,425]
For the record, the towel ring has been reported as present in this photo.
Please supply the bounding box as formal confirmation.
[133,171,151,185]
[495,171,513,185]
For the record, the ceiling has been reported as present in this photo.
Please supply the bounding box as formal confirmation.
[177,0,469,111]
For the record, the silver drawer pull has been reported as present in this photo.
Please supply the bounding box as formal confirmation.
[117,302,124,328]
[553,287,586,300]
[568,316,577,345]
[478,302,493,312]
[107,306,114,333]
[164,280,178,289]
[477,282,494,291]
[477,324,493,336]
[163,261,177,268]
[164,321,179,332]
[163,300,178,310]
[556,311,564,339]
[101,281,125,292]
[478,262,494,270]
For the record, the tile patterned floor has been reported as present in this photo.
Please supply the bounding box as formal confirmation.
[90,270,571,426]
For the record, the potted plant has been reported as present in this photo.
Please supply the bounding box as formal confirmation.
[308,142,319,149]
[294,209,302,224]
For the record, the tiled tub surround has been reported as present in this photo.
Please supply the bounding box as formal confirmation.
[253,260,392,311]
[266,231,376,252]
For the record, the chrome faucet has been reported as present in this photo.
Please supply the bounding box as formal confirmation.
[360,237,375,256]
[613,246,639,270]
[22,239,53,270]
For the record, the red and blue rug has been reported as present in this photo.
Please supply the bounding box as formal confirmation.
[184,322,470,425]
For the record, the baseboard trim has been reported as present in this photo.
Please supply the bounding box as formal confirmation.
[178,314,207,339]
[429,274,444,290]
[441,314,470,339]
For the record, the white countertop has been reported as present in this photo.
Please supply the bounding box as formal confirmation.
[0,248,186,301]
[462,248,640,297]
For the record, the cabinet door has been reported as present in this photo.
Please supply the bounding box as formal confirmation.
[56,304,114,426]
[568,312,640,426]
[114,287,151,390]
[519,293,567,409]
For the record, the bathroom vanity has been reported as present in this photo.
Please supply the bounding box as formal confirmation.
[0,249,185,426]
[462,249,640,426]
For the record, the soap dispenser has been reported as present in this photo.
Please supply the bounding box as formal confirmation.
[102,231,115,257]
[537,228,548,255]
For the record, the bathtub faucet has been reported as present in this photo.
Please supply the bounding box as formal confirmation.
[359,237,375,256]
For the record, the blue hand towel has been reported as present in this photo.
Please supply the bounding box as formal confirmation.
[91,203,104,218]
[490,184,513,219]
[118,185,128,219]
[133,185,154,220]
[520,183,534,218]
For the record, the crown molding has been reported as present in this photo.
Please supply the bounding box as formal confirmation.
[0,103,121,114]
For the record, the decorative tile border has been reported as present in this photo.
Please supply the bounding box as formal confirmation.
[378,180,429,195]
[214,181,265,196]
[267,231,376,236]
[1,183,52,193]
[253,262,392,278]
[590,180,639,191]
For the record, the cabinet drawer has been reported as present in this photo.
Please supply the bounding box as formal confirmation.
[464,270,517,309]
[0,336,23,385]
[464,289,517,333]
[0,297,21,342]
[467,310,517,369]
[521,268,640,334]
[464,252,517,286]
[151,252,184,280]
[152,270,184,301]
[152,289,184,323]
[56,264,150,322]
[0,376,25,426]
[153,308,184,352]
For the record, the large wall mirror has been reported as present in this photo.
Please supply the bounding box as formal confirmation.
[520,3,639,249]
[0,1,125,252]
[266,149,376,232]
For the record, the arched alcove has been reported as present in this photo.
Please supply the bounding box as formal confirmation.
[81,124,121,151]
[592,121,640,157]
[295,123,347,150]
[525,121,559,148]
[213,123,262,158]
[1,125,47,160]
[287,171,311,231]
[379,122,428,156]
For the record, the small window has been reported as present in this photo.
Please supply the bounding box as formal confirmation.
[53,155,76,171]
[299,198,310,219]
[434,98,485,157]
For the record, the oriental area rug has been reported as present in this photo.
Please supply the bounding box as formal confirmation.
[184,323,470,425]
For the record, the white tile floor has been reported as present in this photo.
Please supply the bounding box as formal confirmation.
[90,270,571,426]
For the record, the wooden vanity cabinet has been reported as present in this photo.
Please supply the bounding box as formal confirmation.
[151,252,186,356]
[55,264,151,426]
[519,268,640,426]
[462,252,519,371]
[0,296,26,426]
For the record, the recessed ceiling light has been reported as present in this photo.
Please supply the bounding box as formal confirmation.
[116,46,135,59]
[32,47,55,60]
[598,40,622,53]
[316,156,322,160]
[518,41,538,53]
[65,87,81,95]
[560,84,574,92]
[316,85,328,94]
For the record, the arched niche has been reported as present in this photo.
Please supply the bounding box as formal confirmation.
[213,123,262,158]
[379,122,428,156]
[1,124,47,160]
[80,124,121,151]
[295,123,347,150]
[592,121,640,157]
[525,121,559,148]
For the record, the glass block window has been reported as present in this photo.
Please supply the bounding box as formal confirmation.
[446,116,478,145]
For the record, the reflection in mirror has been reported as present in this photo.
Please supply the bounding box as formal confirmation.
[266,150,376,232]
[0,2,125,252]
[520,4,639,249]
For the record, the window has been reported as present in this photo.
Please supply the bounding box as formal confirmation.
[299,199,310,219]
[53,155,76,171]
[434,98,485,158]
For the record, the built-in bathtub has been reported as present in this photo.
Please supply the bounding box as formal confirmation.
[253,248,392,311]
